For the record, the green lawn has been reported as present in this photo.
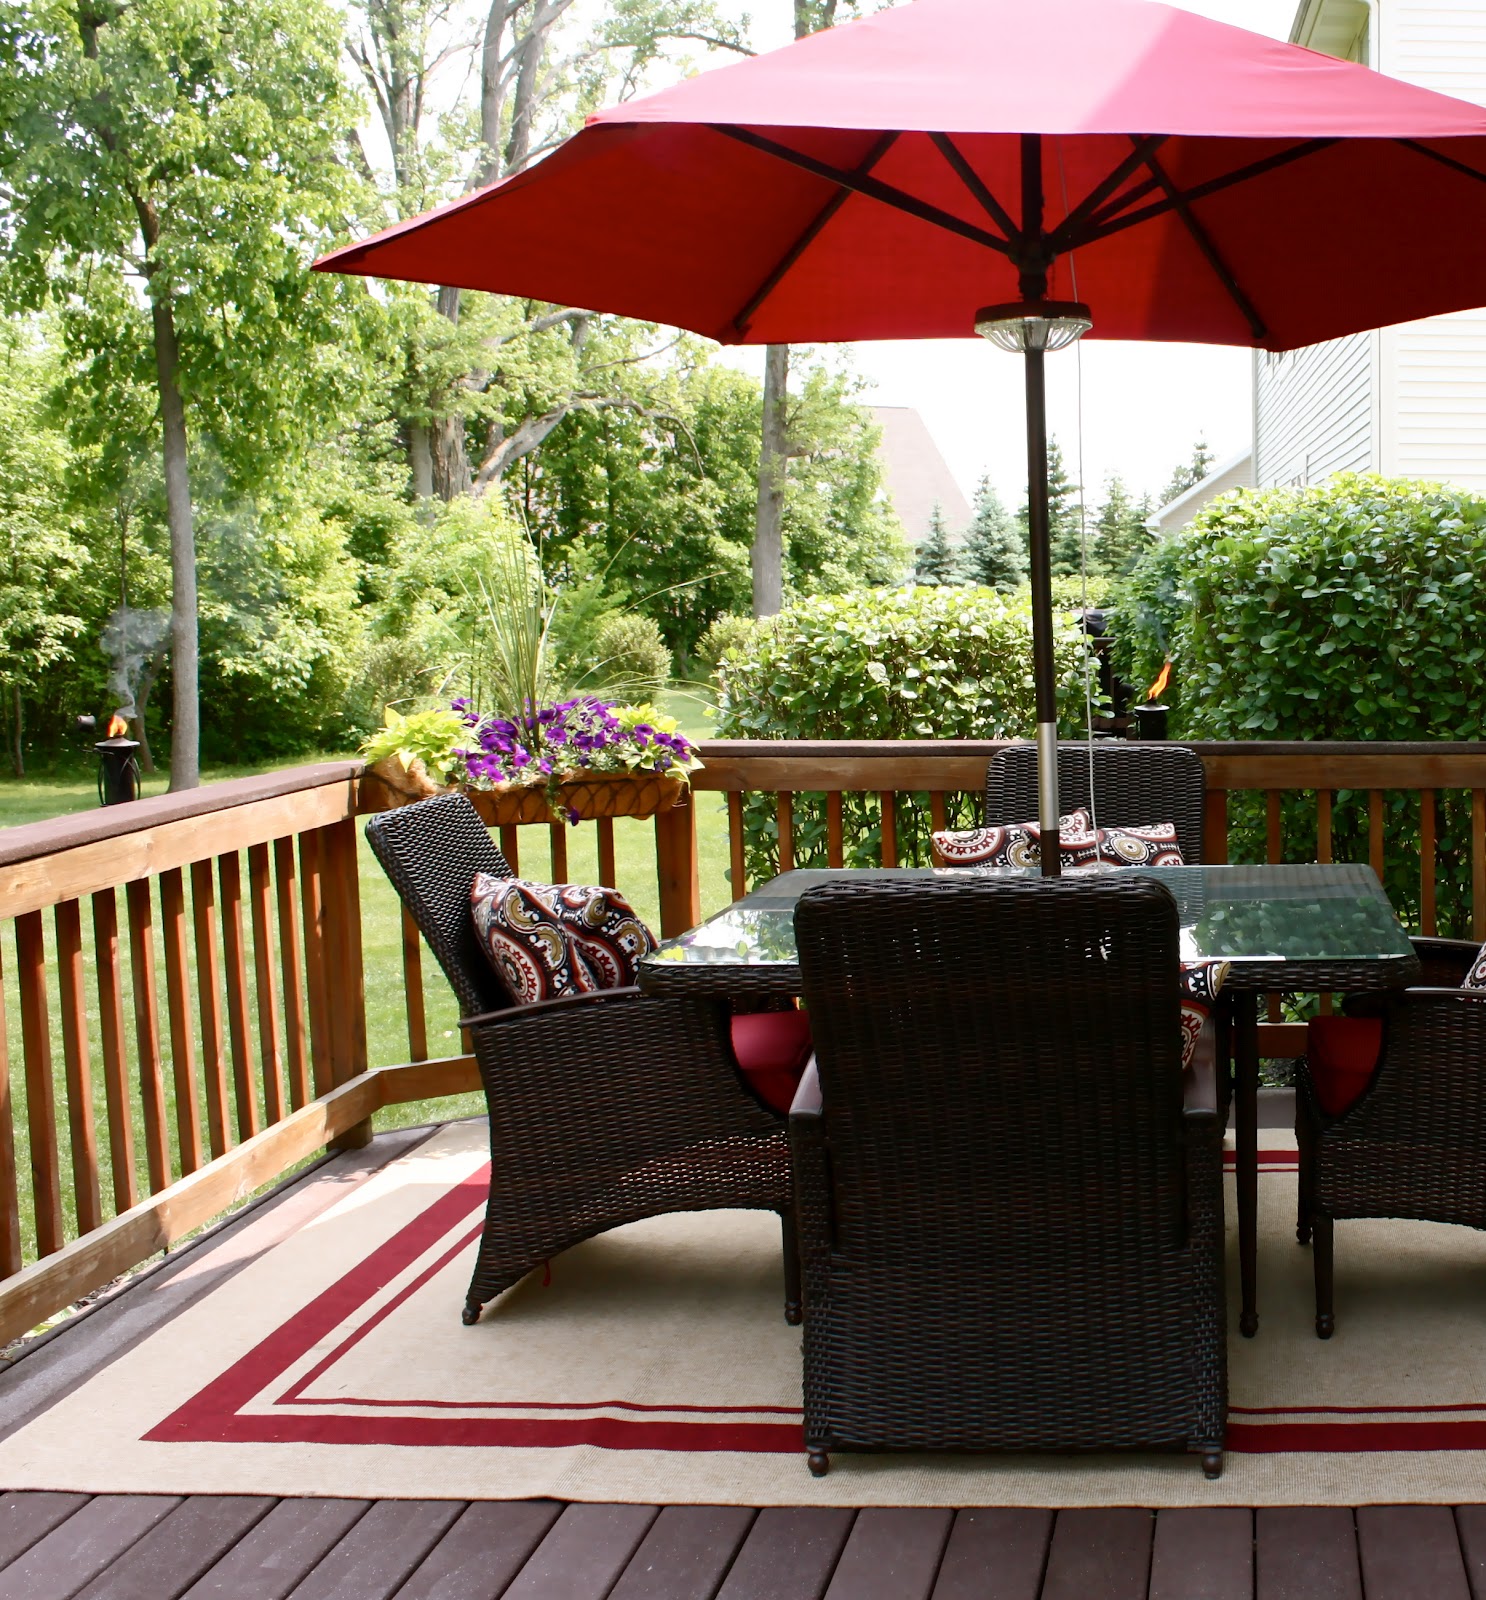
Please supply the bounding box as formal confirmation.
[0,692,735,1263]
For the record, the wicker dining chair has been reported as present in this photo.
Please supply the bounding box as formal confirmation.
[984,741,1207,864]
[790,873,1228,1478]
[1299,948,1486,1338]
[365,792,797,1326]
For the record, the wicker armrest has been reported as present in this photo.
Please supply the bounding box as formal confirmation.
[1183,1018,1219,1118]
[459,985,642,1030]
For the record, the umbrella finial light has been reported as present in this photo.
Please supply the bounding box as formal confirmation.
[974,300,1092,353]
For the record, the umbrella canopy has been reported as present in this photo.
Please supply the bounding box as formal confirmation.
[319,0,1486,351]
[318,0,1486,867]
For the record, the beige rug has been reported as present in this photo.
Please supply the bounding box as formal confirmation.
[4,1119,1486,1506]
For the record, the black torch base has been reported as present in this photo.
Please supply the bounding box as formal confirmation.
[1134,703,1169,741]
[95,737,141,805]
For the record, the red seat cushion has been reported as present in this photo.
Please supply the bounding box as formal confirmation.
[730,1009,813,1112]
[1307,1016,1383,1116]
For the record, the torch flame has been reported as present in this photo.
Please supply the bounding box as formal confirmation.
[107,713,129,738]
[1147,661,1172,702]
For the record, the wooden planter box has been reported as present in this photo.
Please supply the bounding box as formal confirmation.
[465,770,687,826]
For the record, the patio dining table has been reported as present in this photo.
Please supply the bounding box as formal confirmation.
[638,862,1420,1338]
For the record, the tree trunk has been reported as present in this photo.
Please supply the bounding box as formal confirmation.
[132,647,164,775]
[150,290,199,791]
[431,284,472,500]
[753,343,789,618]
[409,422,435,504]
[9,683,22,779]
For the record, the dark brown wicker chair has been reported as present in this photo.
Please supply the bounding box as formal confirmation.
[365,793,797,1326]
[1299,948,1486,1339]
[984,741,1207,864]
[790,873,1227,1478]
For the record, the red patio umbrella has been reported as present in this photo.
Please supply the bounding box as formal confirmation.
[318,0,1486,862]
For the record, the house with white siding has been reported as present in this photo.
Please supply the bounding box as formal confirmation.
[1254,0,1486,492]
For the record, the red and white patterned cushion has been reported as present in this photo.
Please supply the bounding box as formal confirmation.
[1178,959,1230,1069]
[932,810,1093,867]
[470,873,656,1004]
[1086,822,1184,868]
[1464,944,1486,990]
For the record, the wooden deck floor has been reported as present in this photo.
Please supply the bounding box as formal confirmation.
[3,1494,1486,1598]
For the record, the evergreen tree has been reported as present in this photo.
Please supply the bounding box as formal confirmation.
[962,474,1027,591]
[1158,437,1216,508]
[1018,440,1084,575]
[1095,473,1155,576]
[913,503,960,585]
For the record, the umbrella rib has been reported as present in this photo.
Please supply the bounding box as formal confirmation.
[1047,134,1169,250]
[717,125,1013,257]
[1397,137,1486,186]
[929,134,1021,239]
[730,131,901,335]
[1129,141,1267,341]
[1073,138,1339,250]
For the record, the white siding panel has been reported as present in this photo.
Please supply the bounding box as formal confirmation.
[1254,333,1374,487]
[1382,310,1486,489]
[1380,0,1486,105]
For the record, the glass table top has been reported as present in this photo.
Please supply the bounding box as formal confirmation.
[641,863,1417,972]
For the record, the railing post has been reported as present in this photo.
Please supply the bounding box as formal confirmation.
[327,816,373,1151]
[656,791,701,938]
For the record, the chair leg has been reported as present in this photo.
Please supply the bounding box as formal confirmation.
[780,1209,802,1326]
[1313,1214,1335,1339]
[807,1447,831,1477]
[1202,1448,1224,1480]
[1295,1099,1313,1246]
[462,1296,483,1326]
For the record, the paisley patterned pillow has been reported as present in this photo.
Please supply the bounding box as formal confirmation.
[1090,822,1184,868]
[932,810,1092,868]
[1464,944,1486,990]
[1178,959,1230,1069]
[470,874,656,1005]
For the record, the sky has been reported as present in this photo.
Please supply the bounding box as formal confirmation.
[711,0,1303,514]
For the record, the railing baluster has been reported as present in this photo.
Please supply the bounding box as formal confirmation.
[401,907,429,1065]
[190,859,231,1160]
[0,946,21,1277]
[929,791,948,834]
[273,837,310,1112]
[826,791,845,868]
[91,888,137,1213]
[655,795,700,938]
[548,820,568,883]
[596,817,617,888]
[158,869,203,1176]
[1265,790,1282,862]
[498,824,521,874]
[1369,789,1386,882]
[248,843,285,1125]
[16,912,63,1257]
[1473,790,1486,942]
[1202,789,1228,864]
[1316,790,1333,863]
[125,878,171,1193]
[1420,790,1437,937]
[879,792,898,867]
[218,851,260,1140]
[727,792,746,901]
[299,827,332,1100]
[54,900,102,1234]
[327,819,368,1090]
[776,793,794,872]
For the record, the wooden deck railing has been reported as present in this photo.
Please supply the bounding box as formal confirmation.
[4,738,1486,1347]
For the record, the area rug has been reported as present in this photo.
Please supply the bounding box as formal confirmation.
[4,1119,1486,1506]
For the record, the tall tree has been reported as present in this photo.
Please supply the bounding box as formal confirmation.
[913,504,960,586]
[961,474,1026,591]
[1159,436,1216,508]
[1019,439,1084,576]
[1094,472,1154,576]
[1,0,371,787]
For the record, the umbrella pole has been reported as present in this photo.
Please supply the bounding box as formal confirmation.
[1023,342,1061,877]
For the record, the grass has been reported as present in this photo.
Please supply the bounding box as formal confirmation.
[0,691,735,1265]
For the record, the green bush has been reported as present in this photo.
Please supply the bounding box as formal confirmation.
[696,613,758,681]
[715,585,1100,881]
[1114,474,1486,936]
[583,612,673,697]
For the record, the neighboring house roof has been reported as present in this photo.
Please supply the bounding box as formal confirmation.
[868,405,973,544]
[1147,449,1255,536]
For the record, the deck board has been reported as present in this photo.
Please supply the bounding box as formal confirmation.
[1256,1507,1362,1600]
[0,1492,180,1600]
[606,1505,756,1600]
[822,1507,953,1600]
[392,1501,562,1600]
[178,1498,371,1600]
[285,1500,468,1600]
[1357,1506,1471,1600]
[500,1503,659,1600]
[931,1509,1052,1600]
[1040,1508,1153,1600]
[1149,1508,1253,1600]
[72,1495,274,1600]
[712,1507,856,1600]
[0,1491,89,1569]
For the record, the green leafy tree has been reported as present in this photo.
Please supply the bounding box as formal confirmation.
[913,504,960,585]
[1159,437,1216,509]
[962,474,1027,591]
[0,0,374,787]
[1095,473,1155,576]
